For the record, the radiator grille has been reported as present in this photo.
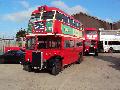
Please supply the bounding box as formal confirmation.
[89,47,95,53]
[32,51,41,67]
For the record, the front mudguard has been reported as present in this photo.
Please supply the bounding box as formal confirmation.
[46,56,63,70]
[20,59,31,65]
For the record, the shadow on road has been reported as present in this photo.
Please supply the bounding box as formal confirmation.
[94,54,120,71]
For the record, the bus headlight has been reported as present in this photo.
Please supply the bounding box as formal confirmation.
[27,58,30,62]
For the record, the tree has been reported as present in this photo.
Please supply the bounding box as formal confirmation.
[16,28,27,41]
[16,28,27,47]
[16,28,26,38]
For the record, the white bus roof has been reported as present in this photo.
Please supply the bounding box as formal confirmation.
[100,35,120,41]
[100,30,120,35]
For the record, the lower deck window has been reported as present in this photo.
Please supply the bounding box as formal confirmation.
[37,36,61,49]
[108,41,120,45]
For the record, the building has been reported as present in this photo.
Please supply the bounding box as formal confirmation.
[73,12,118,30]
[113,21,120,30]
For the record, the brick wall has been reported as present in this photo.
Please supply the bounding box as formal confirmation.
[73,13,112,30]
[113,21,120,29]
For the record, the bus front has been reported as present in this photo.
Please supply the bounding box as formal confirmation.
[22,6,63,72]
[84,28,98,56]
[21,5,84,75]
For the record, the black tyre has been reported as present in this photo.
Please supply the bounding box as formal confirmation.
[23,65,33,72]
[76,53,83,64]
[51,60,62,75]
[109,47,114,53]
[0,58,5,64]
[95,52,98,56]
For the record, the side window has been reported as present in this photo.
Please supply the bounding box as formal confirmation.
[77,23,80,28]
[55,12,63,21]
[72,20,75,26]
[63,15,68,23]
[108,41,111,45]
[64,40,74,48]
[70,40,74,47]
[69,19,73,26]
[51,41,56,48]
[38,41,47,49]
[74,22,77,27]
[76,41,82,47]
[64,40,70,48]
[50,40,61,48]
[105,41,107,45]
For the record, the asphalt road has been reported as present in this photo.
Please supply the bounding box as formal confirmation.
[0,53,120,90]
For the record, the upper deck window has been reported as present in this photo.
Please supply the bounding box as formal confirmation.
[42,11,55,20]
[77,22,80,28]
[74,22,77,27]
[55,12,68,23]
[86,31,97,35]
[55,12,63,21]
[69,19,73,26]
[55,11,81,28]
[85,40,96,46]
[63,15,68,23]
[30,13,41,22]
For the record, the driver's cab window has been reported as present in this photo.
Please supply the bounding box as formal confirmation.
[26,37,36,50]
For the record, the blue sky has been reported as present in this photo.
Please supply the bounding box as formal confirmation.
[0,0,120,37]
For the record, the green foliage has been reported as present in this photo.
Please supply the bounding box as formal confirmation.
[16,28,26,38]
[16,28,26,41]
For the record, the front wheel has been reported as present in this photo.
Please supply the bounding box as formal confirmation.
[0,58,5,64]
[23,65,33,72]
[76,53,83,64]
[51,60,62,75]
[108,47,114,53]
[95,52,98,56]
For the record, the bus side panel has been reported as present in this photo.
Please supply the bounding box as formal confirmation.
[53,20,62,34]
[62,48,74,65]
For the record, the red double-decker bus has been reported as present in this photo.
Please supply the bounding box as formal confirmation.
[83,28,99,56]
[21,5,84,75]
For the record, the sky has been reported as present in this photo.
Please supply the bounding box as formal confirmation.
[0,0,120,38]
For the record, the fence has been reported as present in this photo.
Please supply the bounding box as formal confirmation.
[0,39,18,54]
